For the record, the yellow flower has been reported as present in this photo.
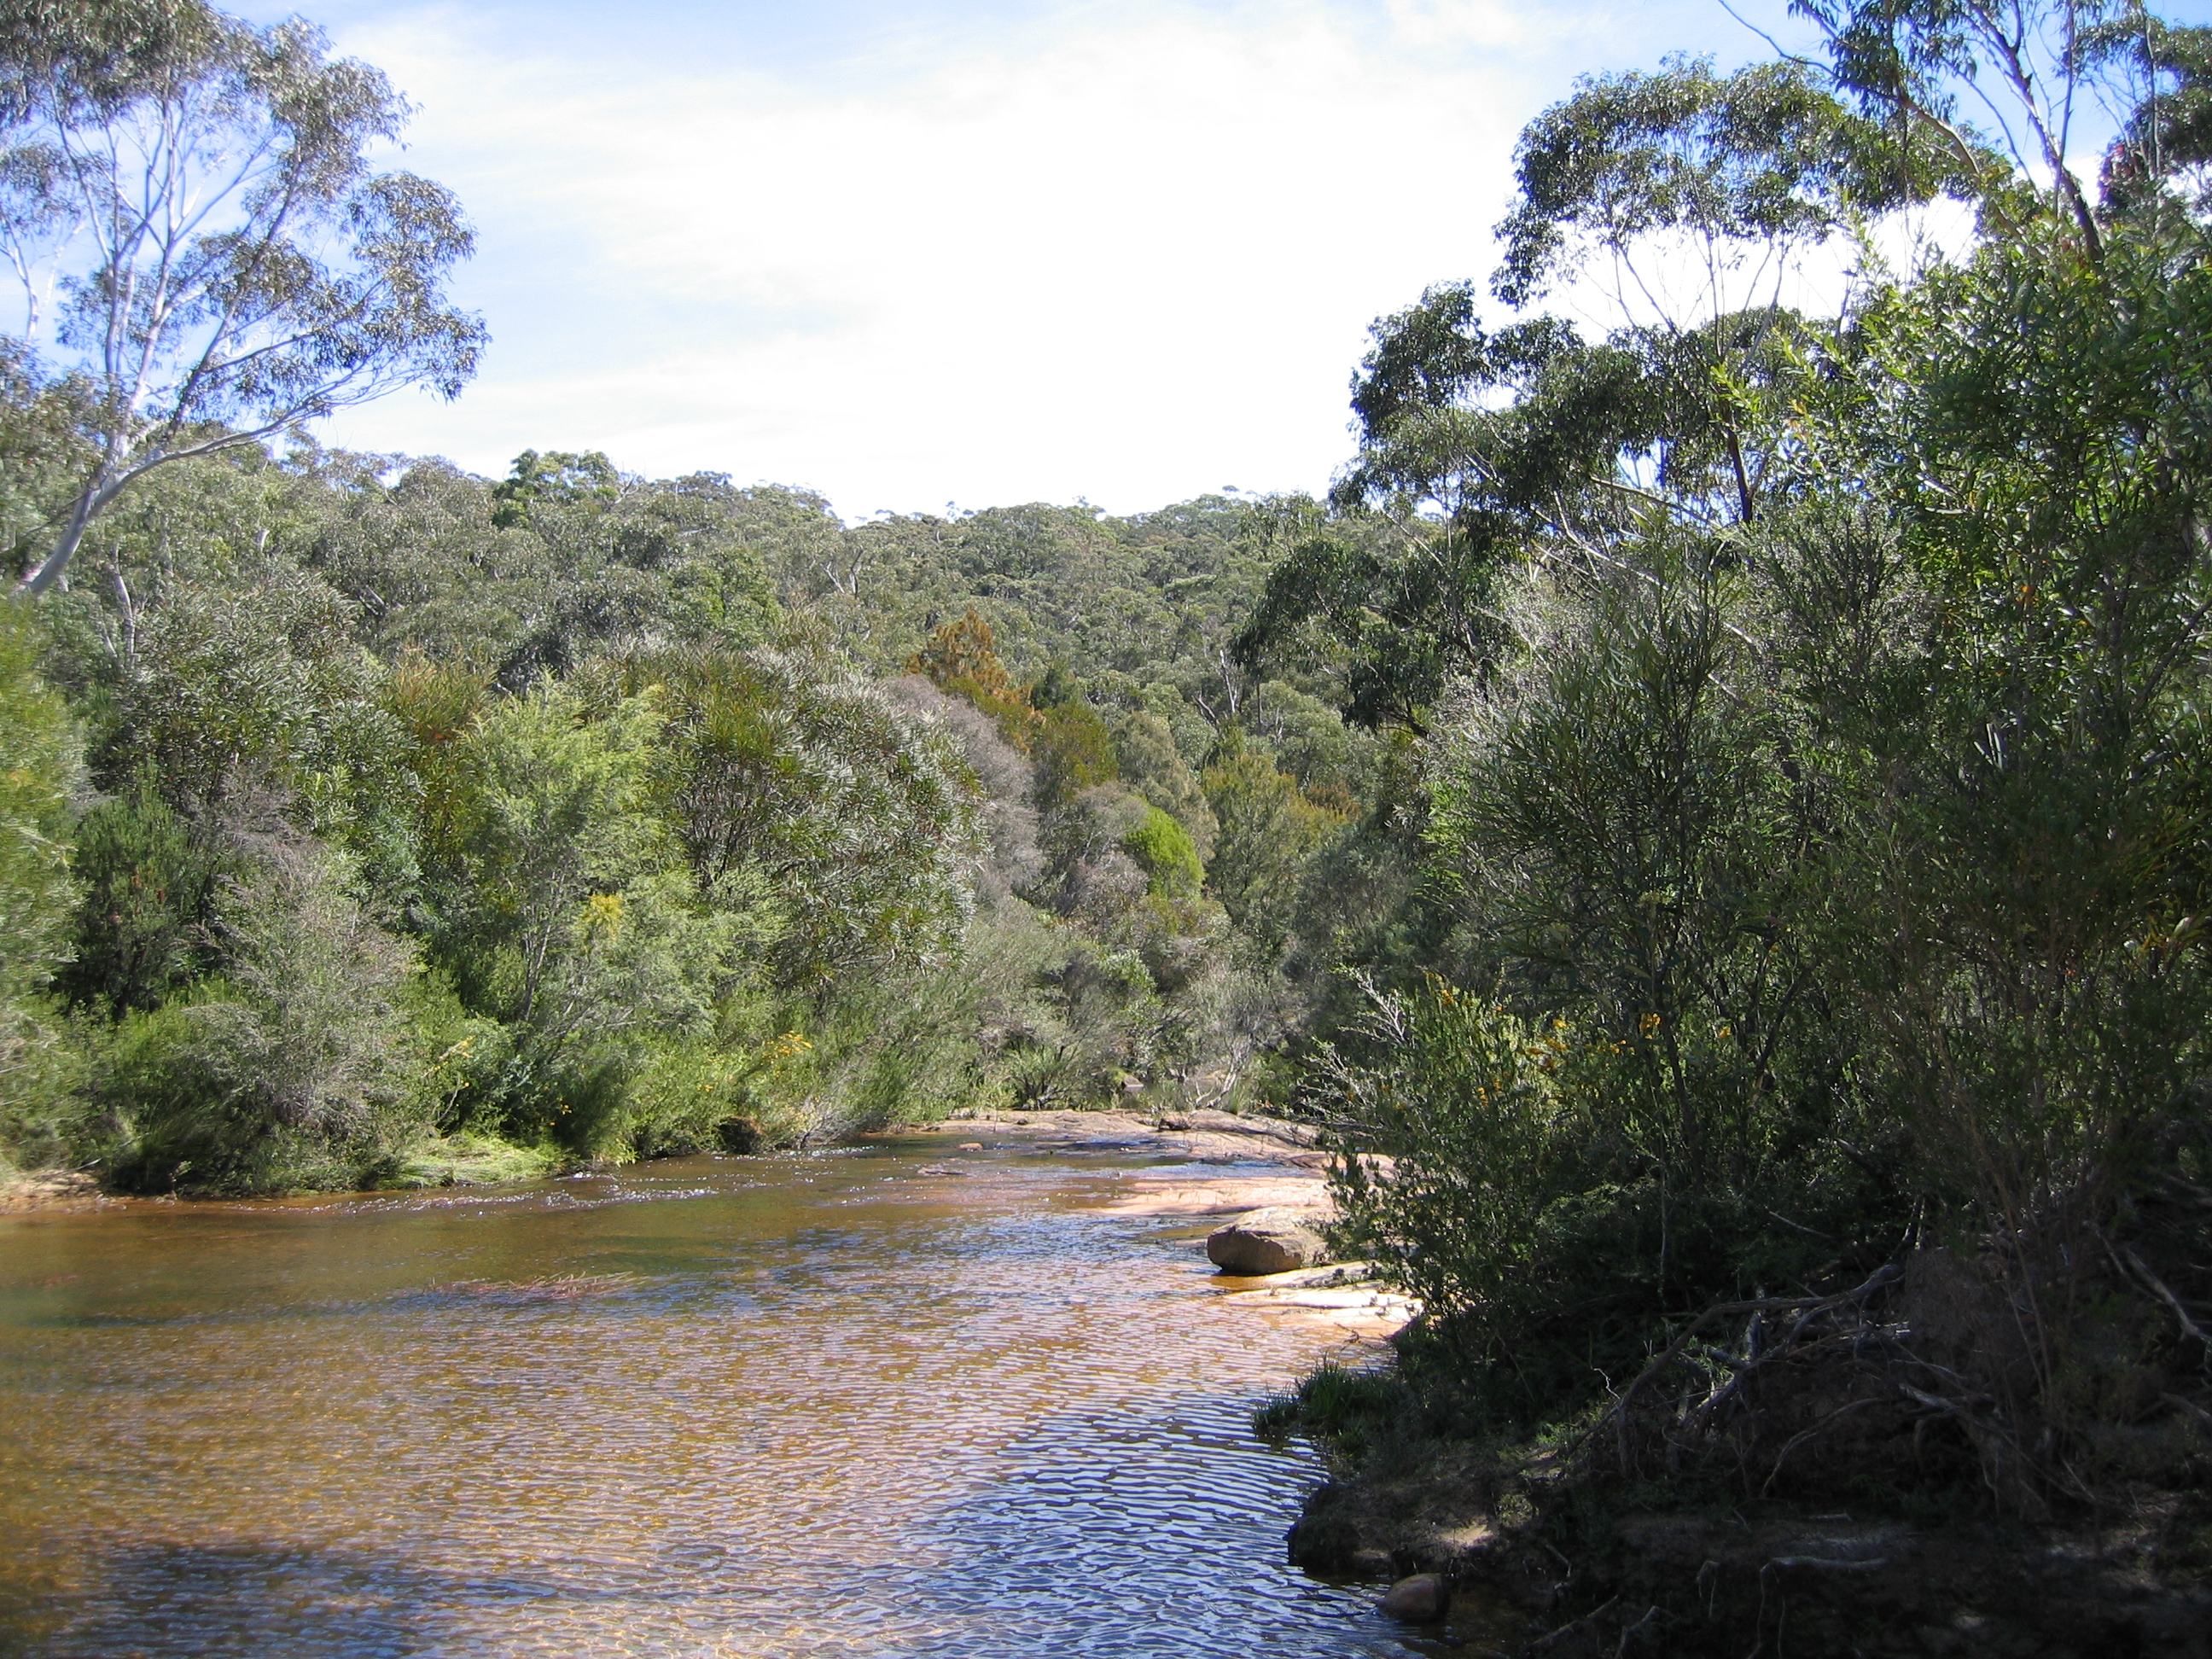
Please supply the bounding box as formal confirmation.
[580,892,625,940]
[764,1031,815,1061]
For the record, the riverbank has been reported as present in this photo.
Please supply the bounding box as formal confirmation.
[0,1106,1333,1214]
[911,1112,2212,1657]
[1275,1343,2212,1657]
[920,1104,1332,1170]
[1286,1451,2212,1656]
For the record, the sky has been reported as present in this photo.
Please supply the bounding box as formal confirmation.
[215,1,2003,517]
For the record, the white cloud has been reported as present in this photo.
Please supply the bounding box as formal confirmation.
[295,0,1804,515]
[1376,0,1545,54]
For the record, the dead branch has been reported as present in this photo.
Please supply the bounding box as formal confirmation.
[2112,1240,2212,1366]
[1758,1397,1889,1495]
[1761,1555,1889,1572]
[1606,1263,1902,1471]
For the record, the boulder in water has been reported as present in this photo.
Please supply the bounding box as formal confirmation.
[1381,1573,1451,1622]
[1206,1207,1329,1274]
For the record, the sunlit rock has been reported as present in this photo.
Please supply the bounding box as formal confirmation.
[1207,1207,1329,1274]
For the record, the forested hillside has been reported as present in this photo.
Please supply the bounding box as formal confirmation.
[0,433,1415,1191]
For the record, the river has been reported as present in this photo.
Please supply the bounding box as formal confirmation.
[0,1131,1497,1657]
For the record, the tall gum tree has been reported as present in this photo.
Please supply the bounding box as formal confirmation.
[1,0,483,597]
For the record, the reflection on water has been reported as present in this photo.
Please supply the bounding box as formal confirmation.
[0,1139,1504,1656]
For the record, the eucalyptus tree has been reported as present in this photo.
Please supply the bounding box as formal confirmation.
[1236,55,1988,731]
[1248,2,2201,730]
[640,647,984,988]
[1796,0,2134,257]
[2,0,482,597]
[2087,15,2212,214]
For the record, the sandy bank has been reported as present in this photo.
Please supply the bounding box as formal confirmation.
[0,1171,105,1214]
[928,1104,1330,1167]
[896,1108,1417,1342]
[907,1104,1337,1222]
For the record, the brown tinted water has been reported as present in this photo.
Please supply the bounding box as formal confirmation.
[0,1135,1504,1657]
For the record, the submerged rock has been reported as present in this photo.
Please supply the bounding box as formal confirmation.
[1207,1208,1330,1274]
[1382,1573,1451,1622]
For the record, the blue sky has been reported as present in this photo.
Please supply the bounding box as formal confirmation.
[224,1,2129,516]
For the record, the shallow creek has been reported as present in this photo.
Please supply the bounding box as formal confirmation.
[0,1133,1501,1657]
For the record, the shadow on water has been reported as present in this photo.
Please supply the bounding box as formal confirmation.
[1,1540,463,1658]
[4,1535,819,1659]
[894,1392,1518,1659]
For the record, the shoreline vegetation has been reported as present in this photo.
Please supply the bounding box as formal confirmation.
[8,2,2212,1653]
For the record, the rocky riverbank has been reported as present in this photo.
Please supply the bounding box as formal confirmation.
[916,1111,2212,1656]
[923,1103,1333,1167]
[1287,1464,2212,1657]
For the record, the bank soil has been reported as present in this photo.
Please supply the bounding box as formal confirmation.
[1290,1470,2211,1656]
[0,1170,102,1214]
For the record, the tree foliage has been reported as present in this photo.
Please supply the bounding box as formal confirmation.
[0,599,78,1160]
[2,0,483,594]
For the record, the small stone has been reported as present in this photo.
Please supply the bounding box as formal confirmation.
[1207,1207,1330,1275]
[956,1142,983,1150]
[1382,1573,1451,1622]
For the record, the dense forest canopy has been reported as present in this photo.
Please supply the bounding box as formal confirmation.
[0,429,1388,1186]
[7,0,2212,1549]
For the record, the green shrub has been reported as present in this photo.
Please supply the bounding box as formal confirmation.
[641,648,983,986]
[1114,709,1216,862]
[612,1037,763,1160]
[1254,1359,1411,1453]
[90,850,429,1194]
[0,604,83,1168]
[384,1130,556,1189]
[58,773,227,1014]
[1031,696,1119,808]
[102,575,395,812]
[1202,726,1346,952]
[1322,976,1861,1424]
[1121,805,1203,896]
